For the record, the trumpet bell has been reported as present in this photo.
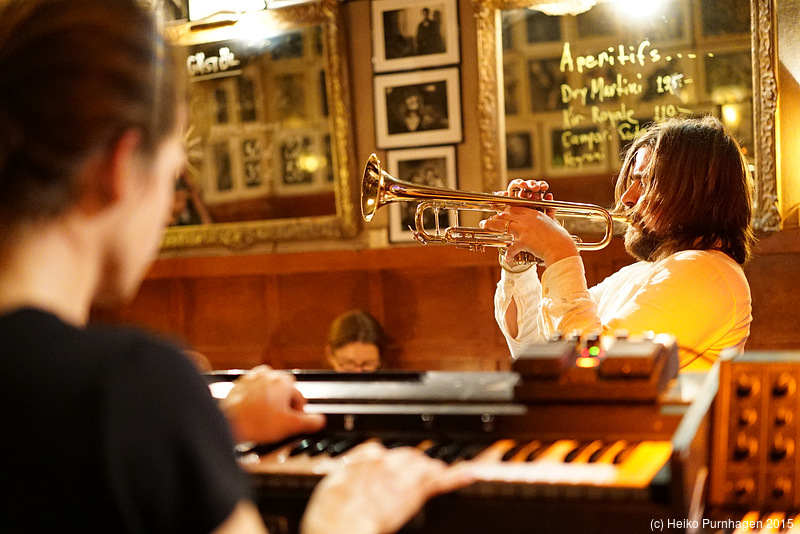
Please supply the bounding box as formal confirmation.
[361,154,383,222]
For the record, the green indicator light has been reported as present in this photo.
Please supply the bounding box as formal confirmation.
[589,346,601,357]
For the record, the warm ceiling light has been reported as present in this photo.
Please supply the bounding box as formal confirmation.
[528,0,597,16]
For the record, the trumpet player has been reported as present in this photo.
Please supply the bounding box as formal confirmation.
[481,116,754,371]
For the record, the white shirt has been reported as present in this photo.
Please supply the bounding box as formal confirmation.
[494,250,752,371]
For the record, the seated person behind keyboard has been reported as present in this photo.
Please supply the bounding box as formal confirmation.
[325,310,387,372]
[0,1,472,532]
[480,116,754,372]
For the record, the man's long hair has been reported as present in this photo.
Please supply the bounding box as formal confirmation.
[613,116,755,265]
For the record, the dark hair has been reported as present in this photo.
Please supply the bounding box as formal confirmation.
[0,0,182,230]
[327,310,387,356]
[613,116,755,264]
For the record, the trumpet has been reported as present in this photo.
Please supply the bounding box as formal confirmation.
[361,153,622,271]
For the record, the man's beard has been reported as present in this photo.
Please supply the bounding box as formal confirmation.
[624,222,665,262]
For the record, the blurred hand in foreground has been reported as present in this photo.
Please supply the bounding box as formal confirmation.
[220,365,326,444]
[301,442,475,534]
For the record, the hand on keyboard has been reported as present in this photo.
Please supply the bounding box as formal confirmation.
[300,442,475,534]
[220,365,326,444]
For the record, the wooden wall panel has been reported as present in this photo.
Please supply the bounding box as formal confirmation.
[379,264,507,370]
[273,271,374,368]
[744,252,800,350]
[94,278,183,338]
[181,276,272,369]
[184,276,270,346]
[93,229,800,371]
[276,271,372,346]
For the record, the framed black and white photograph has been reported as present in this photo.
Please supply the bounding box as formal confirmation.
[702,48,752,103]
[202,127,272,204]
[637,53,697,105]
[270,31,305,60]
[698,0,750,40]
[543,116,611,177]
[274,73,308,121]
[527,57,569,113]
[386,146,457,243]
[273,130,331,195]
[374,67,462,149]
[505,128,540,178]
[525,9,562,45]
[371,0,460,73]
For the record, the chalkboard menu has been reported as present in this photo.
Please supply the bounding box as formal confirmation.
[501,0,753,193]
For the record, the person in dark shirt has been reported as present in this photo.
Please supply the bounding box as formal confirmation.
[0,1,472,532]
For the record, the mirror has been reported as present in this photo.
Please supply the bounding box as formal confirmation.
[475,0,780,233]
[161,0,358,250]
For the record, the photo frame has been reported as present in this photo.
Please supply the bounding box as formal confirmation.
[635,50,698,105]
[505,127,541,179]
[273,129,333,195]
[542,115,611,177]
[201,123,272,204]
[500,9,562,57]
[371,0,460,73]
[386,146,457,243]
[702,47,752,103]
[527,57,569,113]
[476,0,780,235]
[374,67,462,149]
[698,0,750,41]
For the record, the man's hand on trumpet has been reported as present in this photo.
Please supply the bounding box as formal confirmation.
[480,179,579,269]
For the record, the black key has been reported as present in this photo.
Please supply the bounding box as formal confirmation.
[429,442,466,464]
[458,441,493,461]
[382,438,419,449]
[525,441,553,462]
[289,438,315,457]
[237,437,289,457]
[563,441,593,463]
[501,442,527,462]
[613,442,639,464]
[587,441,616,463]
[308,438,333,457]
[423,441,443,457]
[327,438,363,457]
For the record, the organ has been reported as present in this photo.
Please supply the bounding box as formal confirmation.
[704,352,800,534]
[211,334,714,533]
[208,340,800,533]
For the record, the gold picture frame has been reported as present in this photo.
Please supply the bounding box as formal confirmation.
[475,0,780,233]
[161,0,358,251]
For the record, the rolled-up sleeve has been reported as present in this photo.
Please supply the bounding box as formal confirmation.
[494,266,544,358]
[494,256,600,359]
[540,255,601,336]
